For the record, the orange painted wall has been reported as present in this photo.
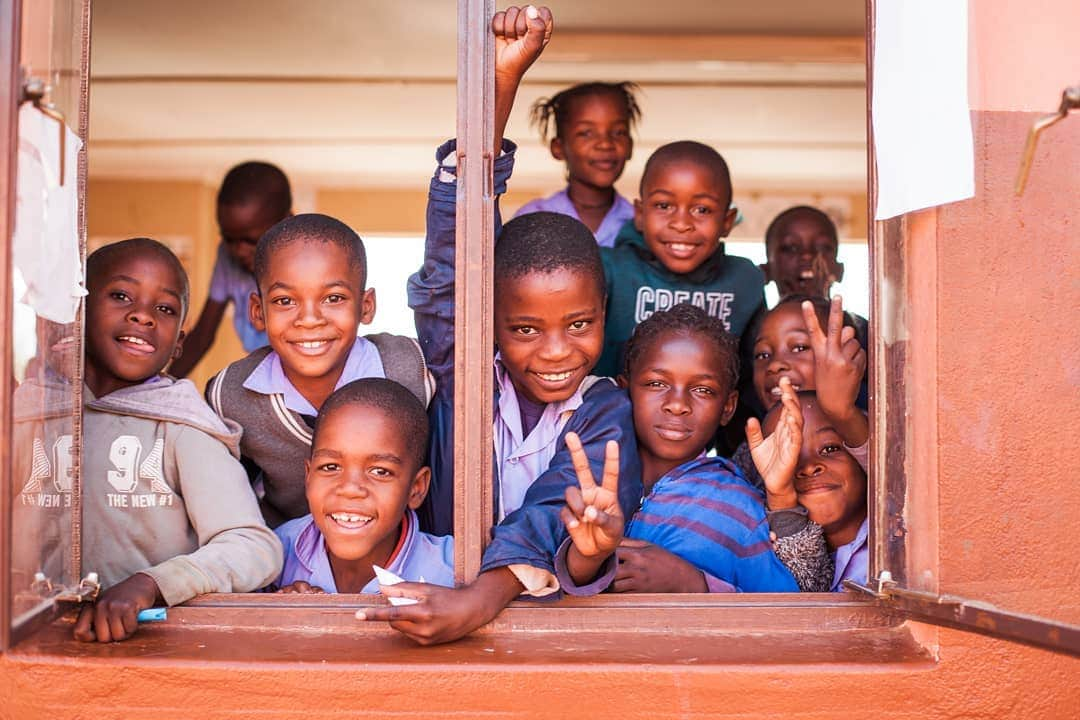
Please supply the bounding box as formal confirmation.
[968,0,1080,112]
[3,2,1080,718]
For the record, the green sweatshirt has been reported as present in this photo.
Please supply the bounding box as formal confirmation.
[596,222,766,377]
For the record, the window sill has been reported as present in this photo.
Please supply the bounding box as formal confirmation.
[10,593,932,668]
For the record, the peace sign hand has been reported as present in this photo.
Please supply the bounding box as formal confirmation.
[802,296,868,447]
[560,432,624,563]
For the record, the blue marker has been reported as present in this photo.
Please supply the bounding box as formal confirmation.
[137,607,167,623]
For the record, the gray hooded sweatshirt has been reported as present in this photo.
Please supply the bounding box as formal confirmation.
[16,374,283,605]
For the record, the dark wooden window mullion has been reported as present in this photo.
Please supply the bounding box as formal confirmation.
[453,0,495,584]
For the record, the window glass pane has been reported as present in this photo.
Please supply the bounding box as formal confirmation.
[10,0,88,629]
[497,1,868,595]
[357,235,425,338]
[85,1,458,599]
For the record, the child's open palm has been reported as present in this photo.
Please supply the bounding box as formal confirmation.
[560,432,624,560]
[492,5,553,84]
[747,376,803,510]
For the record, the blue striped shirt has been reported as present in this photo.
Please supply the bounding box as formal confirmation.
[626,456,799,592]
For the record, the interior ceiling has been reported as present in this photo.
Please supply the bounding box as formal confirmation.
[87,0,867,191]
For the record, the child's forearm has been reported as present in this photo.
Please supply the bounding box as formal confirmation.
[469,567,527,623]
[493,73,520,157]
[827,407,869,449]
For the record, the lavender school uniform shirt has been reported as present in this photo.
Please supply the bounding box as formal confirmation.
[514,188,633,249]
[273,508,454,592]
[242,336,385,416]
[831,517,868,592]
[208,244,268,352]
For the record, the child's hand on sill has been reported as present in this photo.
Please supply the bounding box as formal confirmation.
[748,376,802,511]
[612,539,708,593]
[357,567,524,646]
[802,296,868,448]
[276,581,325,594]
[73,572,161,643]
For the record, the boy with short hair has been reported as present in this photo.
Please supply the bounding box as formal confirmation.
[760,205,844,301]
[171,161,292,377]
[70,238,282,642]
[273,378,453,594]
[594,141,765,377]
[208,213,432,526]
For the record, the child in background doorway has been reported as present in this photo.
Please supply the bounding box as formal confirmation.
[73,238,281,642]
[759,205,869,370]
[594,141,765,377]
[514,81,641,247]
[170,162,292,378]
[272,378,453,594]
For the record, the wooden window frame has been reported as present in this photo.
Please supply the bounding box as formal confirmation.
[22,0,1076,661]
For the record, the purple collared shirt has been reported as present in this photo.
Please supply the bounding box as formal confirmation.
[493,354,607,520]
[831,517,869,591]
[514,188,634,249]
[207,244,268,352]
[241,336,385,416]
[273,508,454,593]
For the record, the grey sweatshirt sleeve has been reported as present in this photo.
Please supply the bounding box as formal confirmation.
[141,425,283,605]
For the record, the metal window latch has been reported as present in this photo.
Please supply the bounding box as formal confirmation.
[844,570,896,598]
[54,572,101,604]
[19,75,67,186]
[1015,85,1080,196]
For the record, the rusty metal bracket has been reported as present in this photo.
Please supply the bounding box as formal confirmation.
[53,571,101,604]
[846,573,1080,658]
[1015,85,1079,195]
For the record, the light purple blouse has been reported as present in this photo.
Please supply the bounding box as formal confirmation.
[514,188,634,248]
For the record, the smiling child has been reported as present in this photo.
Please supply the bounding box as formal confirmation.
[743,295,870,591]
[515,81,641,247]
[208,213,433,526]
[70,238,281,643]
[756,390,868,591]
[594,141,765,377]
[171,162,292,377]
[760,206,844,300]
[561,303,797,594]
[273,378,452,594]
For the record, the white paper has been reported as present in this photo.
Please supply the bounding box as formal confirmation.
[372,564,420,606]
[13,103,86,323]
[873,0,974,220]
